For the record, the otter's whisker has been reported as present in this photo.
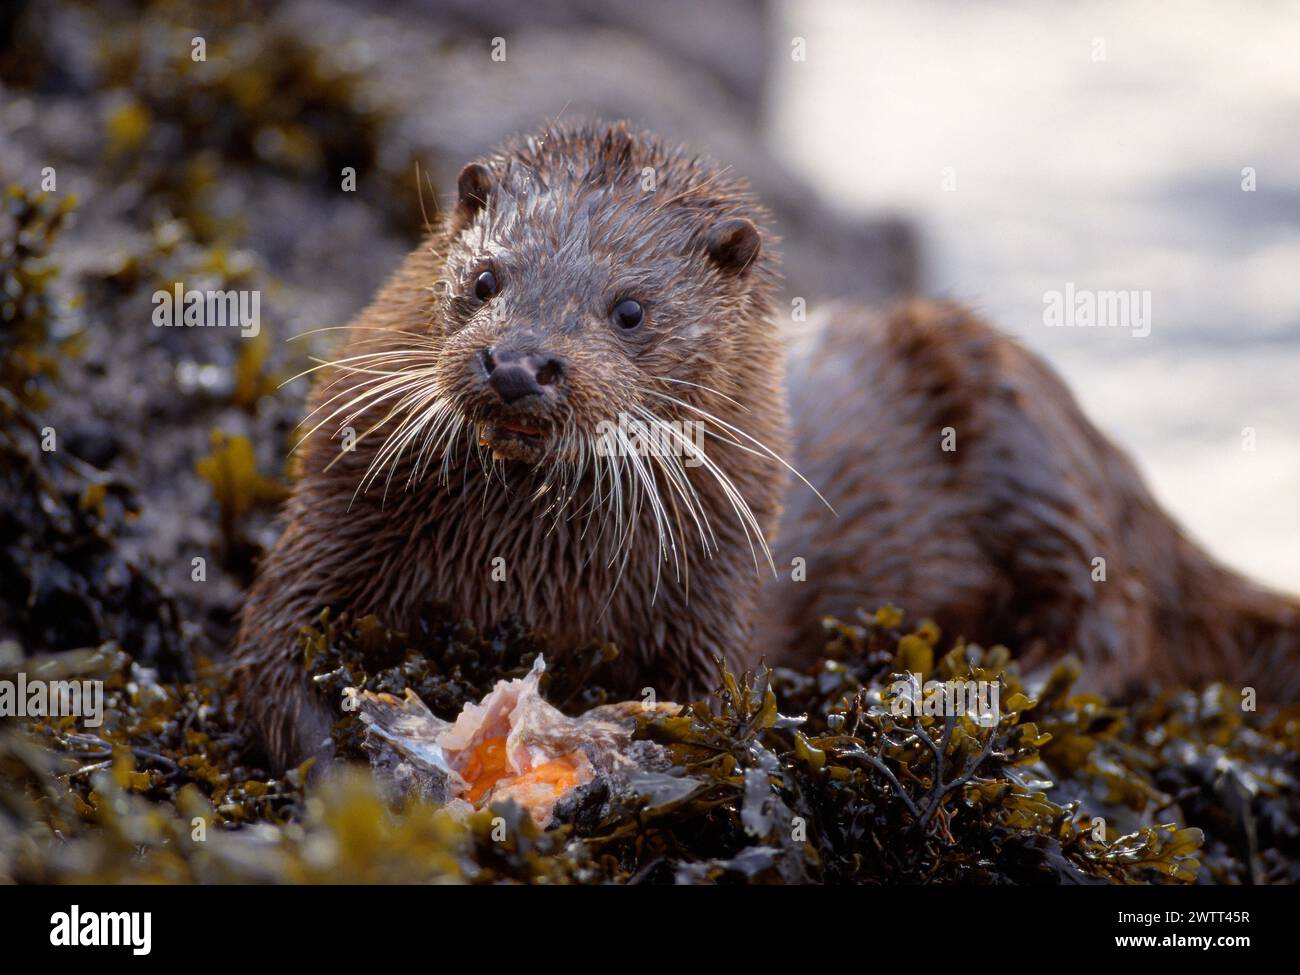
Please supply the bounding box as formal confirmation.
[315,370,443,469]
[630,405,717,558]
[286,324,443,344]
[294,359,442,454]
[636,405,774,577]
[363,386,448,502]
[622,430,675,596]
[282,347,442,389]
[653,376,750,413]
[644,389,834,515]
[337,374,441,488]
[409,400,461,488]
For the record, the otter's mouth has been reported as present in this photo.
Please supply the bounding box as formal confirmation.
[478,419,550,463]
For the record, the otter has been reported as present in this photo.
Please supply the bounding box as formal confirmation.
[234,120,1299,771]
[234,122,789,767]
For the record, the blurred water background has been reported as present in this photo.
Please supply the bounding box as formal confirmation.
[770,0,1300,590]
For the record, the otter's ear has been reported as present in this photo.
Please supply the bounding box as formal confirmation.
[705,218,761,275]
[456,163,492,218]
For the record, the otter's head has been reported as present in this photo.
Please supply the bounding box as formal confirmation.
[428,122,780,470]
[316,123,794,572]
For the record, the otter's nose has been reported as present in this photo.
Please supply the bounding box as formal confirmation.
[482,347,564,404]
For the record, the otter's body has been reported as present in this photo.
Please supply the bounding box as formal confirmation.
[235,122,1299,771]
[761,300,1300,698]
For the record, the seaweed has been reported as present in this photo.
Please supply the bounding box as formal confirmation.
[89,2,387,235]
[0,185,78,408]
[0,387,192,678]
[6,588,1299,883]
[194,429,287,564]
[0,186,190,675]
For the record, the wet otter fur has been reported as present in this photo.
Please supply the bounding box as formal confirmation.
[760,299,1300,700]
[234,121,1300,771]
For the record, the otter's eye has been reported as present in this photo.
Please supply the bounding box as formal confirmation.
[474,270,498,302]
[613,299,644,330]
